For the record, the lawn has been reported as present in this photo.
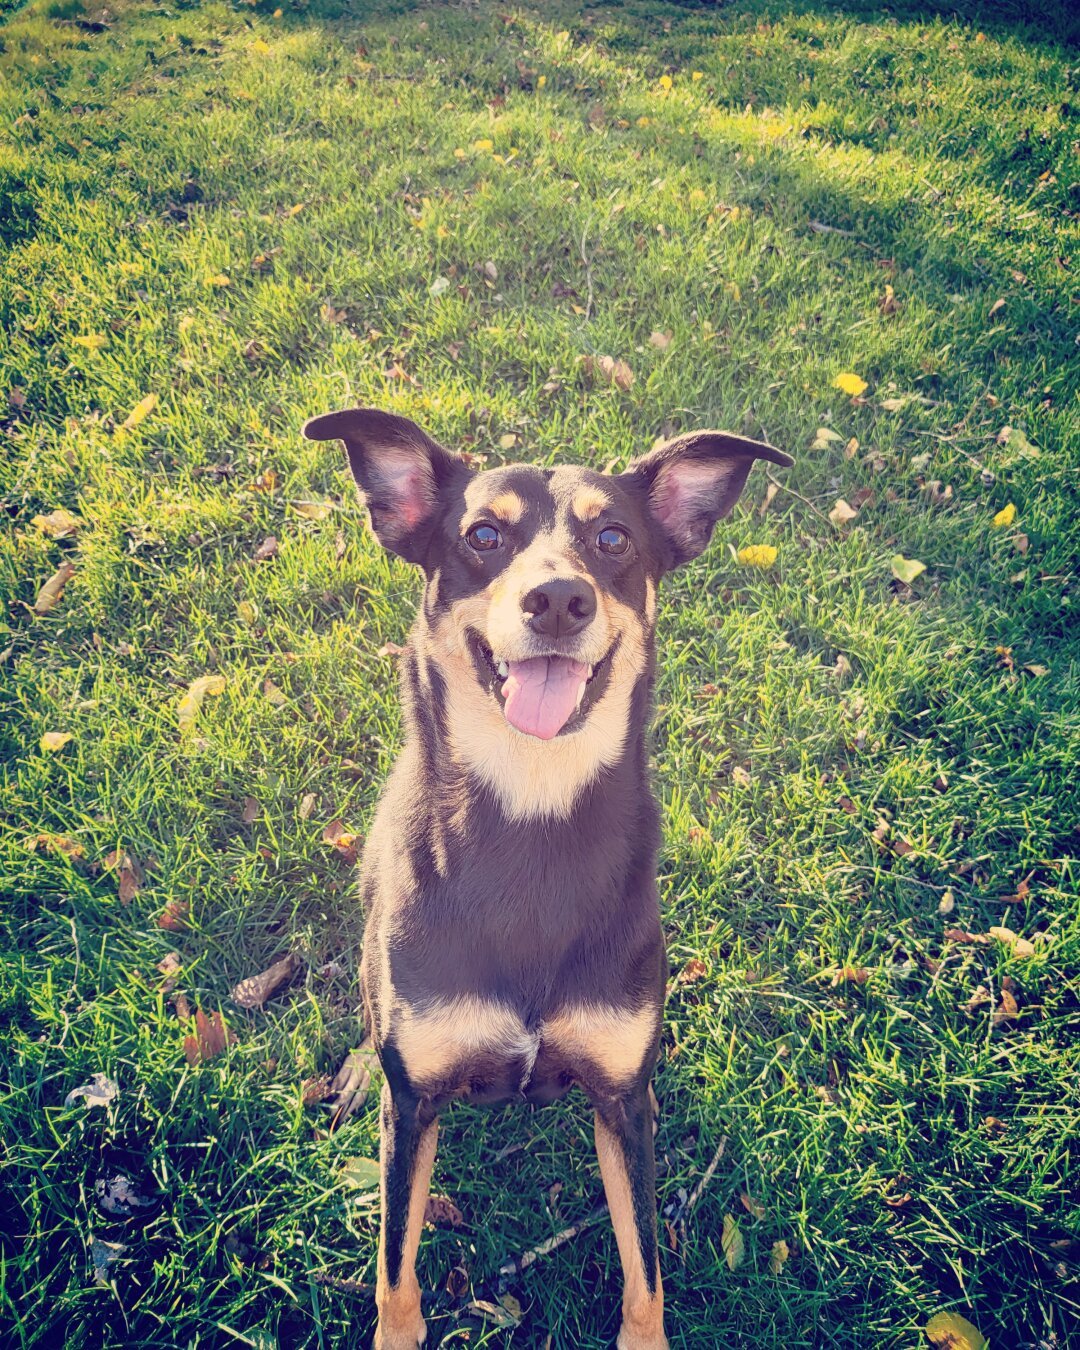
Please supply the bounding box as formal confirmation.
[1,0,1078,1345]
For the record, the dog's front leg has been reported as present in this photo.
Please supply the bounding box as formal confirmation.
[375,1078,438,1349]
[594,1087,668,1350]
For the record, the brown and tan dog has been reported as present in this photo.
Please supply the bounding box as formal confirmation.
[302,408,793,1349]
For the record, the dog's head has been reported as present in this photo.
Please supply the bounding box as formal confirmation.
[305,408,791,808]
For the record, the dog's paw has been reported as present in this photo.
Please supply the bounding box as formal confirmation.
[616,1322,668,1350]
[373,1318,426,1350]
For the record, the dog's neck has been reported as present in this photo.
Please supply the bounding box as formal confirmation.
[401,617,655,825]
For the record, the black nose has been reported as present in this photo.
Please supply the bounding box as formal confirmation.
[522,577,597,639]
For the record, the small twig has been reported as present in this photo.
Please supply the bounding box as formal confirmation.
[684,1135,728,1217]
[579,225,595,322]
[312,1274,440,1312]
[56,915,81,1050]
[808,219,857,238]
[498,1199,609,1279]
[765,472,833,526]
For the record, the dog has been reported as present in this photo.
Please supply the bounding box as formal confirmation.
[302,407,793,1349]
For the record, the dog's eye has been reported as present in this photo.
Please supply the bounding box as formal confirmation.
[596,526,630,555]
[466,523,501,552]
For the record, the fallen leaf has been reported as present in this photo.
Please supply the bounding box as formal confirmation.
[944,927,990,946]
[831,966,869,986]
[322,819,360,866]
[987,298,1005,320]
[40,731,73,753]
[963,985,991,1015]
[731,765,752,788]
[424,1195,465,1228]
[833,372,868,398]
[879,285,899,316]
[204,273,231,288]
[178,674,226,735]
[446,1264,469,1298]
[722,1214,745,1270]
[64,1073,119,1109]
[759,482,779,516]
[90,1238,126,1286]
[649,330,672,350]
[120,393,157,432]
[992,503,1017,529]
[325,1041,377,1126]
[891,555,926,585]
[465,1299,520,1329]
[157,899,189,931]
[291,500,333,521]
[938,889,955,916]
[231,952,300,1008]
[498,433,518,450]
[340,1156,381,1189]
[156,951,182,989]
[737,544,778,569]
[925,1310,987,1350]
[116,853,142,905]
[377,641,405,658]
[32,508,83,538]
[33,561,76,615]
[263,678,288,706]
[183,1009,234,1064]
[988,926,1036,959]
[581,354,634,391]
[740,1192,765,1220]
[829,498,859,527]
[27,833,85,860]
[678,958,707,984]
[1023,663,1048,678]
[298,793,317,820]
[95,1172,157,1217]
[74,333,108,350]
[241,796,259,824]
[838,796,857,815]
[253,536,279,562]
[810,427,844,449]
[302,1074,332,1106]
[769,1239,789,1274]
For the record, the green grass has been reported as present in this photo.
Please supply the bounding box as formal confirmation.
[1,0,1078,1345]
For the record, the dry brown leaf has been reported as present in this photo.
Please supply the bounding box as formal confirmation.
[831,966,868,986]
[992,986,1020,1027]
[183,1009,235,1064]
[253,536,279,562]
[378,642,405,658]
[581,353,634,391]
[838,796,857,815]
[157,899,189,931]
[322,819,360,866]
[759,481,779,517]
[829,498,859,527]
[298,793,317,820]
[678,958,707,984]
[33,561,76,615]
[32,508,83,539]
[231,952,300,1009]
[28,832,85,860]
[424,1195,465,1228]
[302,1074,332,1106]
[944,927,989,946]
[740,1192,766,1220]
[326,1041,377,1127]
[769,1239,789,1274]
[117,854,142,906]
[241,796,259,824]
[263,678,288,706]
[648,330,673,350]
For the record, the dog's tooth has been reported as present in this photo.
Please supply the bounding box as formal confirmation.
[497,660,509,678]
[576,681,587,710]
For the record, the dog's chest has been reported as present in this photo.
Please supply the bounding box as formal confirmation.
[388,994,658,1107]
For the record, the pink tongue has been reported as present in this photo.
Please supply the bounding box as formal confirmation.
[502,656,590,740]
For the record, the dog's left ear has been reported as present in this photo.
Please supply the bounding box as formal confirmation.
[303,407,471,565]
[621,431,794,571]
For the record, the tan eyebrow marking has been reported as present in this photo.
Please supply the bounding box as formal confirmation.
[480,491,527,525]
[571,487,612,522]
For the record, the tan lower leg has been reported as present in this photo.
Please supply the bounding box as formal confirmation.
[375,1089,438,1348]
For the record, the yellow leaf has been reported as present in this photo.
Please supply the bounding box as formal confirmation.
[658,74,673,91]
[988,926,1036,958]
[453,147,466,159]
[737,545,778,569]
[555,30,570,44]
[40,732,73,753]
[178,675,226,736]
[205,273,231,288]
[32,509,83,539]
[291,501,333,521]
[769,1239,789,1274]
[473,138,494,152]
[636,116,650,128]
[992,502,1016,528]
[925,1311,987,1350]
[263,678,288,706]
[121,393,157,431]
[237,601,258,625]
[829,499,859,527]
[33,561,76,615]
[692,70,703,81]
[252,38,271,54]
[891,555,926,585]
[284,202,305,217]
[498,433,518,450]
[73,334,107,350]
[537,74,547,89]
[833,372,868,398]
[721,1214,745,1270]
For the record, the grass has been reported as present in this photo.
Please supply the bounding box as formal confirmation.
[1,0,1078,1345]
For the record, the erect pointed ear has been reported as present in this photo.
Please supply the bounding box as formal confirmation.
[302,407,471,565]
[620,430,794,571]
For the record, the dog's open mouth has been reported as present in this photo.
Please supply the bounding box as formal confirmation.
[468,633,616,740]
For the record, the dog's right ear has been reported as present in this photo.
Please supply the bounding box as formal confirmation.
[303,408,470,564]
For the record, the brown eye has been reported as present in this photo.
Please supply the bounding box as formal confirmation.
[597,526,630,555]
[466,523,501,552]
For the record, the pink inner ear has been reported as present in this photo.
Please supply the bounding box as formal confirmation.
[652,459,724,530]
[379,449,435,530]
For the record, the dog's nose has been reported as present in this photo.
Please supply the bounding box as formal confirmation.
[522,577,597,639]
